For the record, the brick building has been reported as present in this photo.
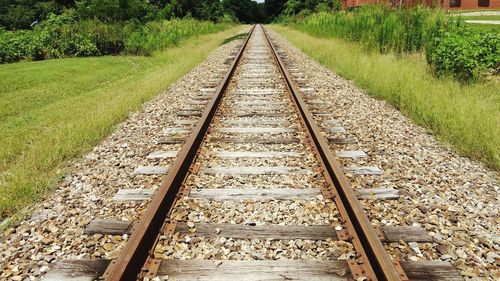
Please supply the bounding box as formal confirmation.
[343,0,500,9]
[442,0,499,9]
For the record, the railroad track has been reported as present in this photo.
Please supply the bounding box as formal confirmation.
[45,25,462,281]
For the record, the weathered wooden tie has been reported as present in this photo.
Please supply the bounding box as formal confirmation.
[84,221,432,243]
[44,259,463,281]
[133,166,169,175]
[201,166,312,175]
[111,187,400,202]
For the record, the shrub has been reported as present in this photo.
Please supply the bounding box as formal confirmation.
[295,5,450,54]
[80,20,126,55]
[0,14,230,64]
[427,27,500,81]
[76,0,157,22]
[36,12,99,58]
[0,30,34,63]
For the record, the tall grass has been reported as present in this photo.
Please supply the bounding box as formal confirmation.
[294,5,456,54]
[125,19,228,55]
[290,5,499,81]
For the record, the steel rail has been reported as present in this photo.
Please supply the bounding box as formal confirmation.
[261,25,403,281]
[103,25,256,281]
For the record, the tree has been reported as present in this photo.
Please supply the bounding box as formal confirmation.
[282,0,341,17]
[222,0,265,23]
[76,0,156,22]
[168,0,224,21]
[0,0,63,30]
[265,0,286,22]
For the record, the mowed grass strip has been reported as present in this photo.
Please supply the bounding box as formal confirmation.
[0,26,245,219]
[460,15,500,20]
[271,25,499,170]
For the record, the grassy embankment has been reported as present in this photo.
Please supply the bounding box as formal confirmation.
[0,25,245,221]
[271,25,499,170]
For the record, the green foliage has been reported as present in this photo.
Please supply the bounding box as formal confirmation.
[292,5,500,81]
[0,30,31,63]
[222,0,266,23]
[427,27,500,81]
[124,18,227,55]
[37,11,99,58]
[0,12,229,63]
[0,0,231,31]
[76,0,157,22]
[282,0,341,17]
[0,0,62,30]
[294,5,446,53]
[265,0,287,22]
[80,20,126,54]
[167,0,225,22]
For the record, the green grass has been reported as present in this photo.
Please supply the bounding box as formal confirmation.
[271,25,500,170]
[468,23,500,32]
[0,25,246,220]
[459,15,500,20]
[456,14,500,32]
[448,9,500,14]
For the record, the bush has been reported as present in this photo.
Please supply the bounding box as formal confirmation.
[0,29,39,63]
[80,20,126,55]
[0,13,230,64]
[36,12,99,58]
[76,0,158,22]
[427,27,500,81]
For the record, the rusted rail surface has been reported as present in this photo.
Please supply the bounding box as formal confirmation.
[102,25,256,281]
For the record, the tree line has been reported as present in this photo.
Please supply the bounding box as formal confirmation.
[0,0,342,30]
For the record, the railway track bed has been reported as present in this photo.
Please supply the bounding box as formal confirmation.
[4,24,497,281]
[41,25,465,281]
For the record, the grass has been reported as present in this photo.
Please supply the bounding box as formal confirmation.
[291,7,448,55]
[292,7,498,82]
[456,14,500,32]
[468,23,500,32]
[448,9,500,14]
[0,25,246,220]
[271,25,500,170]
[459,15,500,20]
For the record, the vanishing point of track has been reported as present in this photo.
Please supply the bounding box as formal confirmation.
[45,25,462,281]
